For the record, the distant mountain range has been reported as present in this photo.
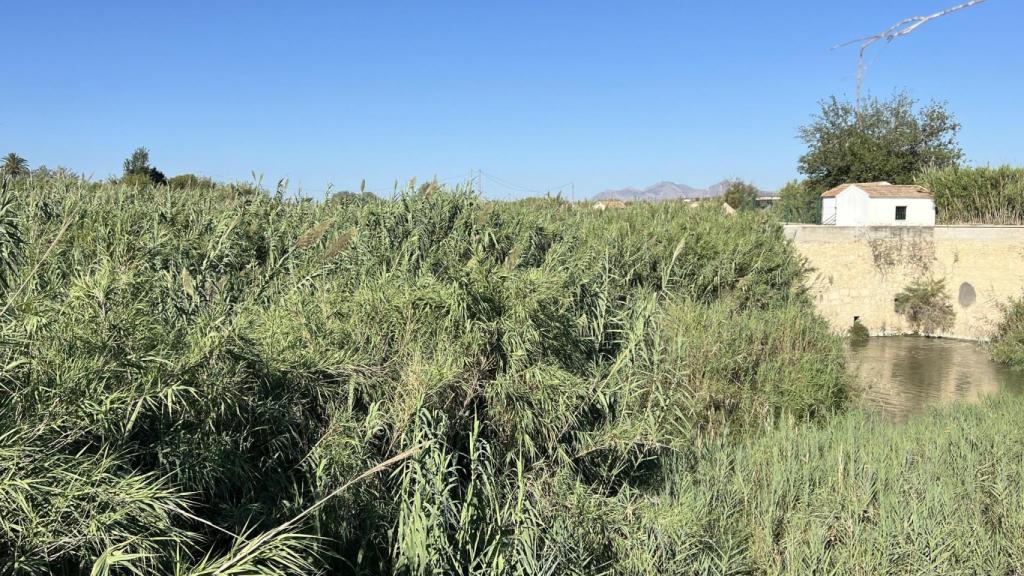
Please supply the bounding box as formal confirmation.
[594,180,773,202]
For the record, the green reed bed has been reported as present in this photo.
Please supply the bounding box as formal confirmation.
[919,165,1024,225]
[683,394,1024,574]
[2,173,1012,574]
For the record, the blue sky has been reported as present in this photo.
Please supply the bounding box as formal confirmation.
[2,1,1021,198]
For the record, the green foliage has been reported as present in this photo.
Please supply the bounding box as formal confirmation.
[798,93,962,192]
[721,179,758,211]
[684,395,1024,574]
[894,278,955,335]
[777,179,820,223]
[919,165,1024,225]
[847,318,869,344]
[991,296,1024,370]
[0,427,191,575]
[168,173,216,190]
[0,177,847,573]
[122,147,166,185]
[6,175,1023,573]
[649,299,848,436]
[0,181,23,294]
[1,153,29,179]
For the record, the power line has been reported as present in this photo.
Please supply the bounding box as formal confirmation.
[478,170,574,196]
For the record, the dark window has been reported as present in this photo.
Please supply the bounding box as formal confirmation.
[895,206,907,221]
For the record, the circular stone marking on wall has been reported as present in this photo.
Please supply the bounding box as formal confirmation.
[958,282,976,308]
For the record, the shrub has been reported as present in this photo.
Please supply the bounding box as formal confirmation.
[894,278,955,335]
[991,295,1024,370]
[847,318,870,344]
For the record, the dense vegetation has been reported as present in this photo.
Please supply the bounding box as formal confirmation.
[919,165,1024,225]
[693,394,1024,574]
[797,93,962,193]
[776,180,820,224]
[992,296,1024,371]
[0,175,849,574]
[781,92,964,223]
[2,171,1024,574]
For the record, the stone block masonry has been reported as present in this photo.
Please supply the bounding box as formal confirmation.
[784,225,1024,340]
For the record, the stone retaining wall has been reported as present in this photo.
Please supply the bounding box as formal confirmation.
[784,225,1024,340]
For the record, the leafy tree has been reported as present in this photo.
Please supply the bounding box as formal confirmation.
[122,147,167,185]
[777,180,820,223]
[123,147,151,176]
[722,180,758,211]
[1,153,29,179]
[798,93,962,192]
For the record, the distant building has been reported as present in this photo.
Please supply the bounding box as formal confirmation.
[593,199,626,210]
[820,182,935,226]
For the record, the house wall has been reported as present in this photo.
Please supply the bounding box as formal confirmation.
[821,198,837,224]
[834,187,869,226]
[865,197,935,226]
[828,187,936,226]
[784,224,1024,340]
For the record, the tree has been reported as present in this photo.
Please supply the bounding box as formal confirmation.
[721,180,758,211]
[798,93,962,192]
[1,153,29,179]
[777,180,821,223]
[122,147,166,185]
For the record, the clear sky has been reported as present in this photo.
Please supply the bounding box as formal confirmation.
[2,1,1021,198]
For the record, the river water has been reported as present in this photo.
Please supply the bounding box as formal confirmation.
[847,336,1024,421]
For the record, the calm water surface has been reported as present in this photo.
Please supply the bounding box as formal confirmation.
[848,336,1024,421]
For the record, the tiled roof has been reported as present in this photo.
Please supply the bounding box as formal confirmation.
[821,182,932,199]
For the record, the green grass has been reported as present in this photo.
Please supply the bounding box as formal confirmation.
[0,174,1021,574]
[687,395,1024,574]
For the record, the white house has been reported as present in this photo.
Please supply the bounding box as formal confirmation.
[820,182,935,226]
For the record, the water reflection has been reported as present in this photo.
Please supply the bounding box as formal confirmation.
[848,337,1024,421]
